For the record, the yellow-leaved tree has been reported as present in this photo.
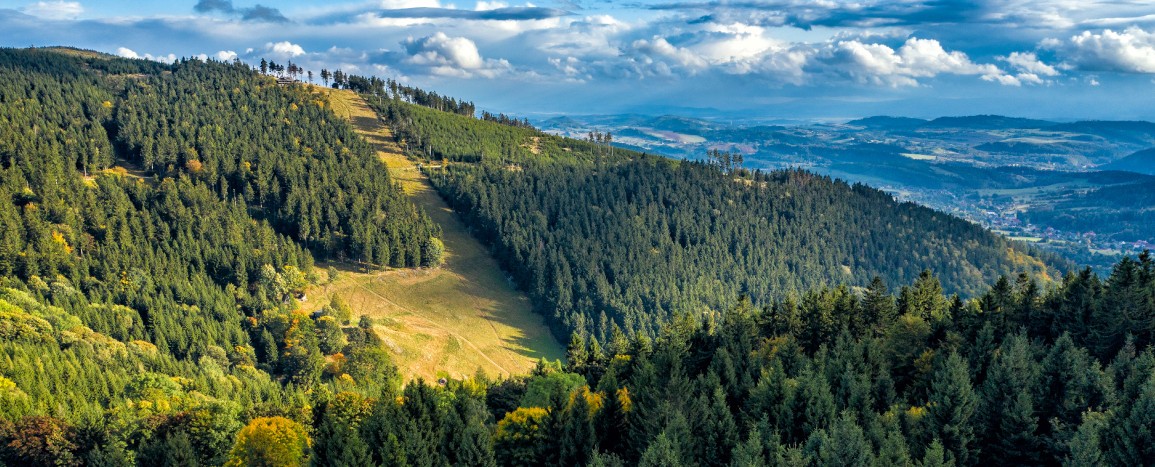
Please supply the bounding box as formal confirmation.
[225,416,310,467]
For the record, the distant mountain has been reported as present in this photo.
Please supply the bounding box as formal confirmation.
[847,116,929,130]
[541,115,584,130]
[925,115,1057,130]
[1103,147,1155,175]
[1050,121,1155,146]
[641,115,719,134]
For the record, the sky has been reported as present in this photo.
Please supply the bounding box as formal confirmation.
[3,0,1155,120]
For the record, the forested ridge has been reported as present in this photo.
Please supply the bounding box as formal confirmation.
[0,47,1151,467]
[0,48,434,464]
[366,94,1065,342]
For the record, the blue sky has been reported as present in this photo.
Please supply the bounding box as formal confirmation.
[3,0,1155,120]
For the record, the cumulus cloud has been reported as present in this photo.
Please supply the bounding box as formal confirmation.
[810,37,1010,87]
[114,47,139,59]
[1003,51,1059,76]
[993,51,1059,85]
[376,6,570,21]
[648,0,981,29]
[1044,27,1155,73]
[529,14,630,58]
[266,41,306,57]
[405,33,483,69]
[401,32,512,77]
[629,37,709,74]
[380,0,443,7]
[21,1,83,20]
[115,47,177,63]
[193,0,289,23]
[612,26,1011,87]
[216,50,239,61]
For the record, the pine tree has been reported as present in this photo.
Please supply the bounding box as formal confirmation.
[1064,410,1107,467]
[918,439,954,467]
[863,276,897,335]
[312,414,371,467]
[558,390,595,466]
[977,334,1040,463]
[1105,373,1155,465]
[874,429,913,467]
[638,432,685,467]
[730,428,766,467]
[927,353,978,465]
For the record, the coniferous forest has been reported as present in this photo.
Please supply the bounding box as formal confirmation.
[0,47,1153,466]
[371,95,1065,342]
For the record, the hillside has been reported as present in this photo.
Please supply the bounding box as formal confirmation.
[0,47,450,463]
[1022,176,1155,243]
[308,89,563,380]
[1103,147,1155,175]
[369,95,1065,343]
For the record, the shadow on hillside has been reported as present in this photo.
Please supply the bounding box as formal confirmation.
[351,114,383,135]
[448,273,565,363]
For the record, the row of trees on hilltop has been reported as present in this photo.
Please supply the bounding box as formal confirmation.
[367,95,616,164]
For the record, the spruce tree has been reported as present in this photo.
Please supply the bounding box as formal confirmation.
[927,353,978,465]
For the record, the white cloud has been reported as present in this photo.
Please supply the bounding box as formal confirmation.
[21,1,83,20]
[379,0,442,8]
[266,41,306,57]
[115,47,177,63]
[115,47,140,59]
[401,32,512,77]
[405,32,483,69]
[532,15,630,58]
[992,51,1059,86]
[475,1,507,10]
[688,23,779,67]
[1045,27,1155,73]
[630,37,709,74]
[1003,52,1060,76]
[216,50,239,61]
[812,37,1009,87]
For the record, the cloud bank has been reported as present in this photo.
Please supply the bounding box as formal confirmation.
[4,0,1155,118]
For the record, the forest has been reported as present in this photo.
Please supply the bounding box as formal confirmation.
[0,47,1152,466]
[367,94,1065,342]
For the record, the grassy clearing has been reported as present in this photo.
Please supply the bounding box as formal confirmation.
[303,89,563,380]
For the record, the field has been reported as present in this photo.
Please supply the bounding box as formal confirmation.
[303,88,564,380]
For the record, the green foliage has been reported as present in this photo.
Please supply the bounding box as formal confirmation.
[425,141,1062,341]
[520,361,586,408]
[113,59,440,267]
[421,236,445,268]
[927,353,978,465]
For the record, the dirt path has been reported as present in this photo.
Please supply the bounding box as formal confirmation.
[305,89,563,380]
